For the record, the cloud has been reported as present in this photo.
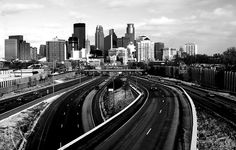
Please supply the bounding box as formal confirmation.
[0,3,44,15]
[69,11,90,20]
[149,17,178,25]
[213,8,232,17]
[100,0,152,8]
[48,0,67,6]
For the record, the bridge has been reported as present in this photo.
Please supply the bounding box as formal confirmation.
[84,69,145,73]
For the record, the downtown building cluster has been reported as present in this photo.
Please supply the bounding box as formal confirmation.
[4,22,198,66]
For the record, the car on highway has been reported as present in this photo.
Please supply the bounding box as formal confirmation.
[150,84,158,90]
[206,92,215,97]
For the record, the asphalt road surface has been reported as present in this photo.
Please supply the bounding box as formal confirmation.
[25,77,105,150]
[94,82,180,150]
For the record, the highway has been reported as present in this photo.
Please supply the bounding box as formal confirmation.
[94,79,180,150]
[25,76,107,150]
[181,84,236,124]
[60,76,194,150]
[0,76,92,116]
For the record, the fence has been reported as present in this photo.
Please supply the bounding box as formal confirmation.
[148,66,236,94]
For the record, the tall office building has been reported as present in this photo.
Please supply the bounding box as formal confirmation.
[39,44,46,57]
[5,39,18,60]
[73,23,85,50]
[117,37,130,48]
[8,35,23,60]
[163,48,177,61]
[30,47,37,60]
[95,25,104,51]
[125,24,135,44]
[24,42,31,60]
[136,36,154,62]
[184,43,197,56]
[154,42,164,61]
[46,39,66,62]
[6,35,31,60]
[104,29,117,61]
[85,38,91,58]
[67,36,79,59]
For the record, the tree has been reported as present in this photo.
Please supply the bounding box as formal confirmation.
[223,47,236,65]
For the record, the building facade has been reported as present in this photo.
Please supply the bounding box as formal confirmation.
[117,37,130,48]
[46,39,66,62]
[125,24,135,44]
[163,48,177,61]
[30,47,37,60]
[95,25,104,51]
[154,42,164,61]
[5,35,31,61]
[136,36,154,62]
[184,43,197,56]
[39,45,46,57]
[67,36,79,59]
[5,39,18,60]
[73,23,85,50]
[104,29,117,61]
[85,38,91,58]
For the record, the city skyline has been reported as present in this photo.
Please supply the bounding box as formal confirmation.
[0,0,236,58]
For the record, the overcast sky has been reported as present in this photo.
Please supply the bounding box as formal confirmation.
[0,0,236,57]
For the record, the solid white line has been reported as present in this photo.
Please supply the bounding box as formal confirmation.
[146,128,152,135]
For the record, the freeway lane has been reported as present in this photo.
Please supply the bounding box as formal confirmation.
[95,81,180,150]
[0,76,92,121]
[25,77,106,150]
[181,84,236,124]
[82,90,97,132]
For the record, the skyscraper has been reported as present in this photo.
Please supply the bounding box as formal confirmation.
[154,42,164,61]
[9,35,23,59]
[85,38,91,58]
[46,39,66,62]
[73,23,85,50]
[117,37,130,48]
[30,47,37,60]
[125,24,135,44]
[136,36,154,62]
[6,35,31,60]
[95,25,104,51]
[5,39,18,60]
[184,43,197,56]
[39,44,46,57]
[67,36,79,59]
[104,29,117,61]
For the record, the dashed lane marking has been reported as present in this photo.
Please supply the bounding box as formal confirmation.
[146,128,152,135]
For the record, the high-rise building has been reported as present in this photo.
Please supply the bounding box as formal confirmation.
[67,36,79,59]
[125,24,135,44]
[7,35,31,60]
[163,48,177,61]
[30,47,37,60]
[154,42,164,61]
[104,29,117,61]
[24,42,31,60]
[184,43,197,56]
[136,36,154,62]
[73,23,85,50]
[85,38,91,58]
[8,35,23,59]
[39,45,46,57]
[117,37,130,48]
[46,38,66,62]
[5,39,18,60]
[95,25,104,51]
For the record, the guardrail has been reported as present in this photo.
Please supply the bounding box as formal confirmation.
[58,83,144,150]
[175,86,197,150]
[148,76,197,150]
